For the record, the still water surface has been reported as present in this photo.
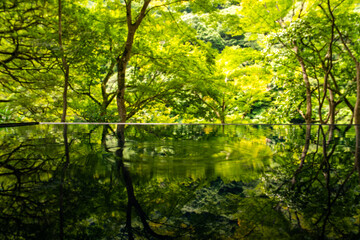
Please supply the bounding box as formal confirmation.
[0,124,359,239]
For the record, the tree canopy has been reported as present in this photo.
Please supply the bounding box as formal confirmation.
[1,0,360,124]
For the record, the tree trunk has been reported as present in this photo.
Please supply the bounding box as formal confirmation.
[100,60,116,119]
[117,59,128,123]
[328,89,335,125]
[221,96,226,124]
[294,44,312,124]
[58,0,69,122]
[318,74,329,124]
[355,63,360,124]
[319,2,335,124]
[61,67,69,122]
[116,0,151,123]
[220,116,225,125]
[327,1,360,124]
[100,102,107,118]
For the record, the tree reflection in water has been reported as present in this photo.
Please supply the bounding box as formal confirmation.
[266,125,360,239]
[356,125,360,183]
[0,124,359,239]
[113,125,176,239]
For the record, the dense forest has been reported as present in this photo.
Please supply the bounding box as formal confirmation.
[1,0,360,124]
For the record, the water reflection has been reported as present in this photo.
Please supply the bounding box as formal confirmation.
[0,124,359,239]
[356,125,360,182]
[265,125,359,239]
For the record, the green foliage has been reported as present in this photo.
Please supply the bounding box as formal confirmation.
[0,106,24,122]
[253,0,360,123]
[0,0,359,123]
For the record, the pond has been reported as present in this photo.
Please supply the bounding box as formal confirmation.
[1,124,360,239]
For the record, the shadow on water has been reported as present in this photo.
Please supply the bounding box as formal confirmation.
[0,124,360,239]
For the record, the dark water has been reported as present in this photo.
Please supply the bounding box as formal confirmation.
[1,124,360,239]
